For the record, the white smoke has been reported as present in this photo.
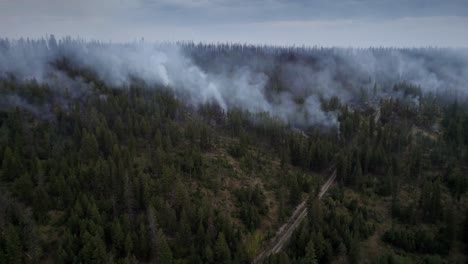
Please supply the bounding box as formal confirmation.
[1,37,468,128]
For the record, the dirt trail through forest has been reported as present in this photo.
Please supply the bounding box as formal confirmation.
[253,169,337,263]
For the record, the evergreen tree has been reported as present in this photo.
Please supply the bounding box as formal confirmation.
[1,147,21,181]
[156,229,173,264]
[214,232,231,264]
[303,239,318,264]
[14,172,34,202]
[3,225,22,264]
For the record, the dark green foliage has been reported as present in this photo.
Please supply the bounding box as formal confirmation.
[235,185,268,231]
[228,140,247,159]
[303,240,318,264]
[0,66,467,264]
[215,232,231,264]
[462,208,468,247]
[286,194,375,264]
[382,226,450,254]
[420,180,443,223]
[156,229,173,264]
[1,147,21,181]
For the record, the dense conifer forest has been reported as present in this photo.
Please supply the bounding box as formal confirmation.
[0,40,467,263]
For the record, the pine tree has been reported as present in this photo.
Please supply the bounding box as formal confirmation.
[352,154,363,189]
[2,146,21,181]
[137,222,150,259]
[14,172,34,202]
[307,197,321,230]
[3,225,22,263]
[124,232,133,257]
[112,220,125,253]
[214,232,231,264]
[204,245,214,263]
[303,239,318,264]
[348,239,361,264]
[156,229,173,264]
[80,233,109,264]
[80,131,99,162]
[32,186,50,222]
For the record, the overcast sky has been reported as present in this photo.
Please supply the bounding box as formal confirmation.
[1,0,467,47]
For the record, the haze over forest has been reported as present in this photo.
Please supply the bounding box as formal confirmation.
[0,1,468,264]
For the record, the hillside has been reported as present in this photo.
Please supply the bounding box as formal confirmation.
[0,43,467,264]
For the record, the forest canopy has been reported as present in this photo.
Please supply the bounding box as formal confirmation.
[0,38,467,264]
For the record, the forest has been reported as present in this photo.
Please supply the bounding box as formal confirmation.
[0,39,467,263]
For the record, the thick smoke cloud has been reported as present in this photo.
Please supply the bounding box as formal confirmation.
[1,37,468,128]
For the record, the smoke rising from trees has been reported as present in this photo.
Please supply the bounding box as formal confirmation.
[1,36,467,127]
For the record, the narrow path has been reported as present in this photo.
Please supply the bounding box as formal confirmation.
[253,101,380,263]
[253,169,337,263]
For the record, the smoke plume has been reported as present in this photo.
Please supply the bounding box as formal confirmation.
[1,36,468,127]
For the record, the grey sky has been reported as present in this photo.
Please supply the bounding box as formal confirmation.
[1,0,467,47]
